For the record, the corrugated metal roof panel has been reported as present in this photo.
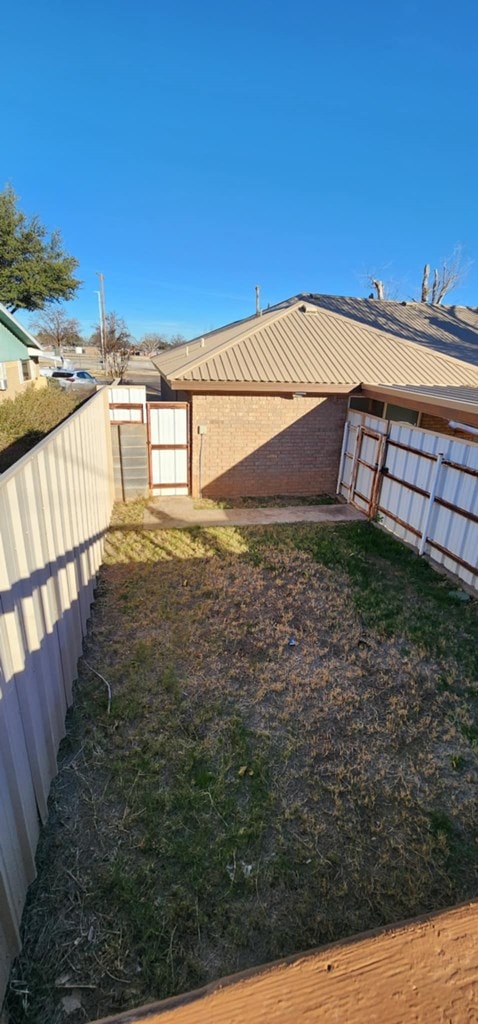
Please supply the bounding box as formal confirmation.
[156,302,478,392]
[308,295,478,366]
[369,383,478,408]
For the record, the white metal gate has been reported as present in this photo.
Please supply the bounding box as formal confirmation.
[147,402,190,495]
[338,412,388,515]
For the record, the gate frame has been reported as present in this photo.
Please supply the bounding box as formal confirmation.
[146,401,191,494]
[350,426,388,517]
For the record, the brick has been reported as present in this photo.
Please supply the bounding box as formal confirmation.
[191,392,347,498]
[420,413,477,443]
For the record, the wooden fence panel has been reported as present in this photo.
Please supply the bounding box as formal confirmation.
[0,388,115,1003]
[94,903,478,1024]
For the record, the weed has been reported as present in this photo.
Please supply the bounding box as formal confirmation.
[429,810,454,839]
[460,723,478,748]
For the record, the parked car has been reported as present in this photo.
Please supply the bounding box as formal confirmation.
[49,370,98,392]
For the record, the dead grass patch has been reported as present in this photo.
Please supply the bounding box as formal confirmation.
[5,511,478,1023]
[193,494,336,510]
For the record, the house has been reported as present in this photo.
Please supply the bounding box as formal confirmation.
[154,295,478,499]
[0,303,46,402]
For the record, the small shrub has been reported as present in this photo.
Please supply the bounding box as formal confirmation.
[0,385,82,471]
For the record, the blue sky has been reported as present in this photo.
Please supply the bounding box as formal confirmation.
[4,0,478,340]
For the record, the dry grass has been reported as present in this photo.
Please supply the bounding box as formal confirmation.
[0,386,82,472]
[193,494,336,509]
[5,505,478,1023]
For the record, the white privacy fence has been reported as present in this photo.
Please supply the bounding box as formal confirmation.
[339,411,478,591]
[108,389,190,496]
[0,389,115,1002]
[108,385,147,423]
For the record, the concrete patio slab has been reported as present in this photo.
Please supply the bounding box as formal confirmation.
[143,497,366,529]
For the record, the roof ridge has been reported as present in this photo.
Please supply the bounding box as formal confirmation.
[308,293,478,314]
[162,302,305,378]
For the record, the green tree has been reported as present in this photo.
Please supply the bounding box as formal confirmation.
[0,185,81,312]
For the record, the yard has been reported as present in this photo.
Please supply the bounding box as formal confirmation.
[6,505,478,1023]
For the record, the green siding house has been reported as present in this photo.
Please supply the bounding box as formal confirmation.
[0,304,45,401]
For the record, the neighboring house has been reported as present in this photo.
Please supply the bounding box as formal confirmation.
[153,296,478,499]
[0,303,46,401]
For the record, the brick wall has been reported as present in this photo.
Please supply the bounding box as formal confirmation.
[420,413,478,444]
[191,392,348,497]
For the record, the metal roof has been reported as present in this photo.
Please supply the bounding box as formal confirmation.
[362,384,478,421]
[154,300,478,393]
[306,294,478,366]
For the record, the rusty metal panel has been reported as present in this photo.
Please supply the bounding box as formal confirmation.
[379,475,427,540]
[386,425,477,587]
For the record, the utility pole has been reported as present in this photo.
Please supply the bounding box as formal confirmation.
[94,290,104,364]
[96,272,107,365]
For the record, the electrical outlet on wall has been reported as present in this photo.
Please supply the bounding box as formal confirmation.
[198,425,207,434]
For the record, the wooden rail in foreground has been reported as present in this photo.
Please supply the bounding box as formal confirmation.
[95,902,478,1024]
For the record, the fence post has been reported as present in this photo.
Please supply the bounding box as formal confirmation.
[369,432,388,519]
[336,419,350,496]
[418,452,444,556]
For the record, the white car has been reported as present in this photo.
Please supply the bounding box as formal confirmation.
[50,369,98,391]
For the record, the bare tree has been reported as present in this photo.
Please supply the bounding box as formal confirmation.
[139,332,169,355]
[421,264,430,303]
[30,307,83,351]
[168,333,188,347]
[361,265,401,300]
[91,312,132,378]
[421,244,471,305]
[371,278,385,300]
[363,245,471,306]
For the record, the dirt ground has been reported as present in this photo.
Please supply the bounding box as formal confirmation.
[5,506,478,1023]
